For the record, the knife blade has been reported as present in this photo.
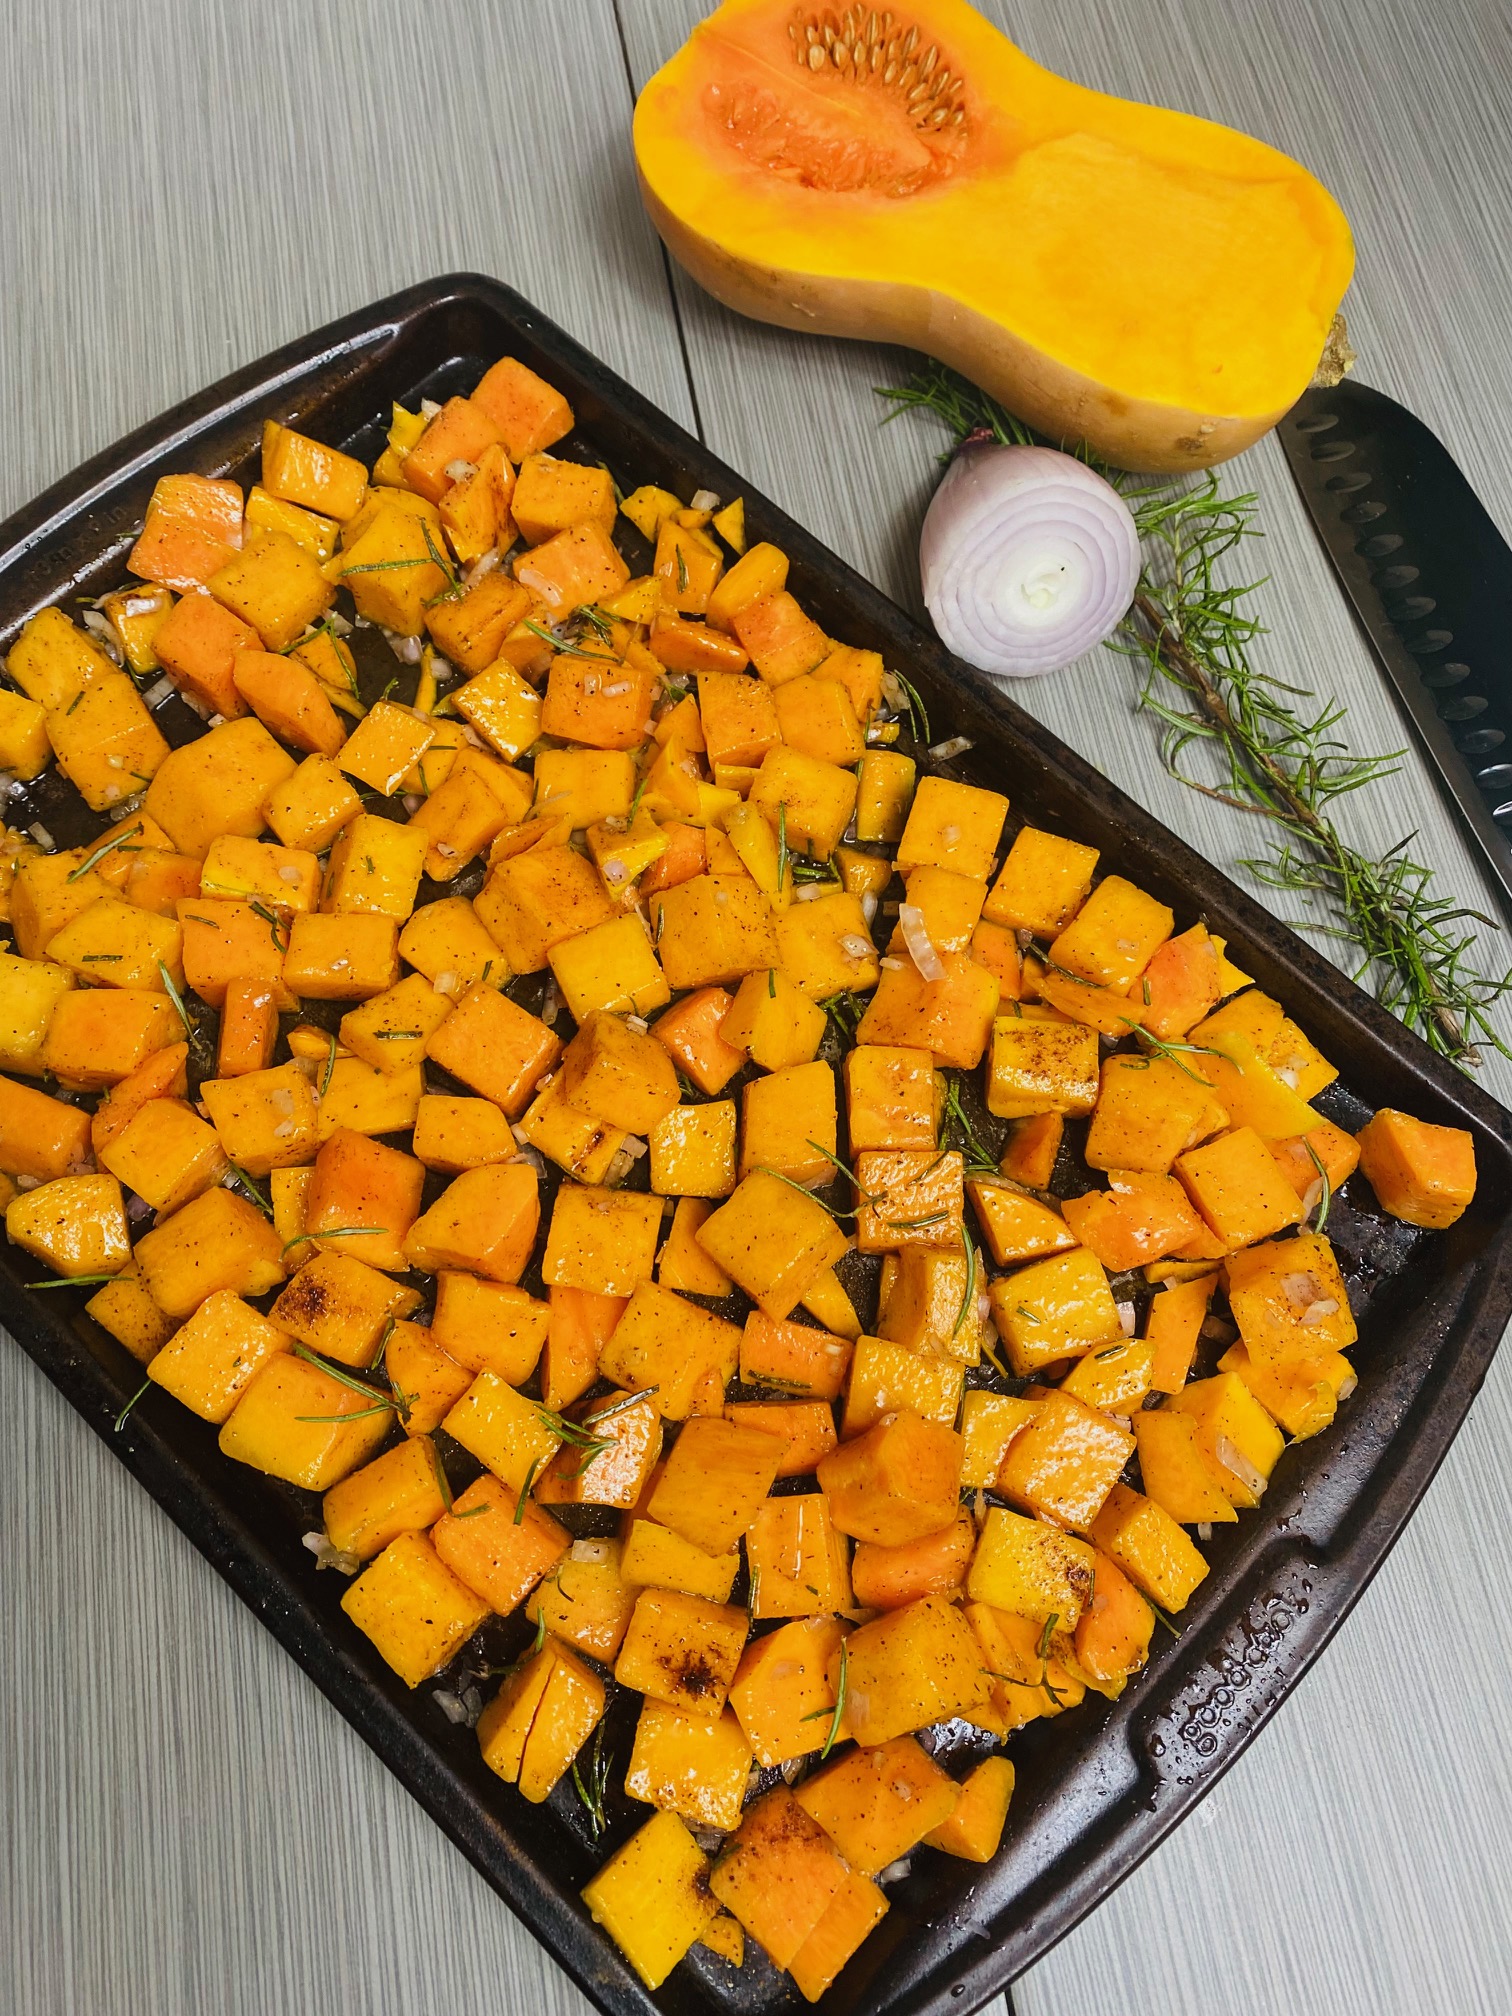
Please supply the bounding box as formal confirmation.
[1281,378,1512,923]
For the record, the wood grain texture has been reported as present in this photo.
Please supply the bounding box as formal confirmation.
[4,1,1512,2013]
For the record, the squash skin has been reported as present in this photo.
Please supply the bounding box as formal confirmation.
[634,0,1354,473]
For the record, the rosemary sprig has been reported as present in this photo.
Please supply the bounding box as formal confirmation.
[1035,1613,1065,1707]
[321,1030,339,1098]
[156,960,194,1038]
[820,990,864,1038]
[776,801,789,895]
[249,900,289,952]
[227,1165,274,1218]
[114,1377,152,1434]
[571,1723,613,1839]
[790,852,840,885]
[515,1452,547,1521]
[953,1237,977,1340]
[25,1272,121,1290]
[938,1075,998,1174]
[880,360,1512,1067]
[69,822,142,881]
[522,618,603,660]
[290,1342,411,1425]
[889,670,931,746]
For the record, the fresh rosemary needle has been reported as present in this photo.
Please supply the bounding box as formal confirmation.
[880,359,1512,1068]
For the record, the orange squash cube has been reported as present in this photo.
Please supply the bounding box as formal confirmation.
[321,1435,447,1561]
[625,1699,754,1834]
[403,1164,540,1282]
[268,1251,420,1365]
[739,1310,853,1403]
[134,1186,286,1317]
[614,1588,749,1719]
[709,1788,849,1970]
[1355,1106,1477,1229]
[340,1531,488,1687]
[996,1388,1134,1531]
[1176,1125,1305,1249]
[817,1408,962,1545]
[431,1473,569,1613]
[796,1735,959,1876]
[1089,1481,1210,1611]
[839,1594,991,1746]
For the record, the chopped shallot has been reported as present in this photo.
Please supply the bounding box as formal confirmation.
[898,903,945,981]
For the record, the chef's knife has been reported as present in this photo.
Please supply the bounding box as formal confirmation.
[1281,378,1512,924]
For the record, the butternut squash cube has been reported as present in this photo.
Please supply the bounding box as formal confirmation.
[996,1388,1134,1531]
[1176,1125,1305,1248]
[1061,1170,1205,1273]
[840,1593,991,1746]
[381,1320,473,1439]
[201,1060,320,1176]
[218,1348,392,1488]
[101,584,174,677]
[1218,1339,1355,1441]
[625,1699,753,1833]
[1165,1370,1286,1509]
[527,1536,638,1663]
[443,1370,561,1494]
[924,1754,1015,1863]
[322,813,427,921]
[580,1810,717,1993]
[1048,874,1172,991]
[321,1434,446,1561]
[335,503,449,634]
[429,1271,549,1385]
[598,1282,742,1420]
[283,913,400,998]
[622,1518,738,1603]
[840,1336,965,1438]
[724,1398,837,1477]
[85,1260,175,1365]
[656,1197,730,1295]
[967,1180,1077,1269]
[0,951,75,1074]
[967,1506,1097,1626]
[210,528,333,652]
[316,1058,424,1141]
[0,688,53,781]
[854,1148,964,1254]
[719,967,826,1071]
[710,1787,850,1969]
[268,1251,420,1365]
[728,1614,848,1766]
[199,834,321,915]
[796,1735,959,1876]
[340,1531,488,1687]
[1132,1410,1238,1526]
[960,1390,1042,1489]
[988,1247,1117,1378]
[517,1075,628,1184]
[262,418,368,521]
[555,1008,678,1136]
[788,1869,888,2002]
[983,825,1098,934]
[1145,1271,1219,1393]
[695,1168,848,1320]
[849,1505,975,1612]
[97,1096,226,1214]
[540,1183,660,1297]
[45,894,182,993]
[46,673,172,813]
[402,1164,539,1282]
[738,1059,836,1188]
[244,485,339,562]
[231,648,344,756]
[431,1472,568,1612]
[843,1045,938,1154]
[1089,1481,1210,1611]
[9,607,118,710]
[746,1493,852,1618]
[614,1587,749,1719]
[894,776,1008,882]
[337,973,452,1077]
[177,903,292,1016]
[647,1416,786,1555]
[1061,1334,1156,1413]
[549,913,671,1021]
[818,1407,961,1544]
[0,1073,93,1182]
[647,1098,736,1199]
[854,748,916,846]
[1084,1052,1221,1173]
[449,657,543,762]
[397,895,508,999]
[39,988,182,1091]
[855,950,999,1070]
[134,1186,286,1316]
[145,717,297,858]
[1355,1106,1477,1230]
[263,754,364,854]
[648,875,779,992]
[739,1308,853,1402]
[303,1127,424,1273]
[423,980,560,1118]
[5,1172,130,1279]
[987,1018,1099,1121]
[747,744,858,858]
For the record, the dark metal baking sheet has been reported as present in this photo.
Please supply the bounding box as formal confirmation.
[2,276,1509,2016]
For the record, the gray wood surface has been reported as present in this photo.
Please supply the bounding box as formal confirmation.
[3,2,1511,2013]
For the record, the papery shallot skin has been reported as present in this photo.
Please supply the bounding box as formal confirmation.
[920,443,1141,678]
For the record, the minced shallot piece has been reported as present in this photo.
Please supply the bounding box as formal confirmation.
[898,903,945,981]
[1215,1435,1268,1500]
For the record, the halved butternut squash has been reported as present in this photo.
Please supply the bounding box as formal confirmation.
[635,0,1353,470]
